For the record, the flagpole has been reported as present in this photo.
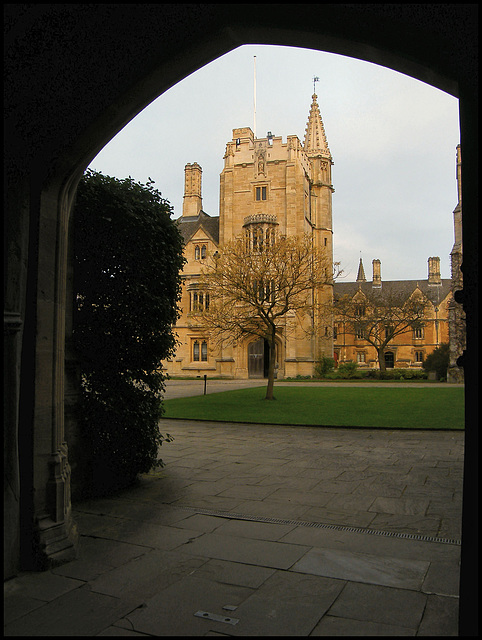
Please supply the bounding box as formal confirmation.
[253,56,257,138]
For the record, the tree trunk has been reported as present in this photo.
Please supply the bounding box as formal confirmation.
[265,333,277,400]
[378,347,386,372]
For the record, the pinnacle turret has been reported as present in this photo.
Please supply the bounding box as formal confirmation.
[356,258,367,282]
[303,93,331,160]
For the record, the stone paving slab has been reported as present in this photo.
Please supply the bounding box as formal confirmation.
[85,549,207,601]
[211,518,298,542]
[176,531,311,570]
[416,594,460,636]
[291,547,429,589]
[117,576,254,636]
[4,584,138,636]
[327,581,427,630]
[192,558,277,589]
[227,571,345,637]
[310,615,417,636]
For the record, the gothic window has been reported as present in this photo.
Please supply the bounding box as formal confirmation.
[304,191,310,220]
[265,280,275,304]
[191,291,209,312]
[265,228,271,247]
[415,350,424,363]
[192,292,198,311]
[265,227,275,247]
[355,324,366,339]
[254,280,263,302]
[194,244,207,260]
[265,281,271,303]
[192,339,208,362]
[243,214,278,253]
[413,325,424,339]
[356,352,366,363]
[255,186,267,201]
[253,227,263,252]
[193,340,200,361]
[253,279,275,304]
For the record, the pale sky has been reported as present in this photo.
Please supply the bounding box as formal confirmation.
[89,44,460,282]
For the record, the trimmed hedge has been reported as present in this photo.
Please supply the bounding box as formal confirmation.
[73,170,185,495]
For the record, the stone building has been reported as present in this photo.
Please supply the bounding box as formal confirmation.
[333,256,452,371]
[167,93,335,378]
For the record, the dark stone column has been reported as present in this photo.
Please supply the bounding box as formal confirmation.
[4,312,23,579]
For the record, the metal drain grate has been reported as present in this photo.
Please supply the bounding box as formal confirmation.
[179,505,461,546]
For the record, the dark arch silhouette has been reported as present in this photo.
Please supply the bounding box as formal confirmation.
[5,5,477,634]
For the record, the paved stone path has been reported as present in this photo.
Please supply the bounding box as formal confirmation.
[162,378,449,400]
[4,386,464,636]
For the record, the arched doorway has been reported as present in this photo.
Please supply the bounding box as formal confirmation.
[5,10,478,632]
[384,351,395,369]
[248,339,268,378]
[248,338,277,379]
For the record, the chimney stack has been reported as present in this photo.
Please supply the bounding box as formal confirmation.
[372,259,382,288]
[428,256,441,285]
[182,163,203,217]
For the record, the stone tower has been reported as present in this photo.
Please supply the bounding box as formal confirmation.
[217,92,335,377]
[303,92,334,257]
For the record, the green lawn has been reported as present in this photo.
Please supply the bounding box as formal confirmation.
[163,386,464,430]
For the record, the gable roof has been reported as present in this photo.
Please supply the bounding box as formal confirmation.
[334,279,452,307]
[175,210,219,245]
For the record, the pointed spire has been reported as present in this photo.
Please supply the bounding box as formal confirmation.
[356,257,366,282]
[303,93,331,160]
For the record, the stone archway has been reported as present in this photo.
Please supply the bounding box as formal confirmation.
[5,8,478,633]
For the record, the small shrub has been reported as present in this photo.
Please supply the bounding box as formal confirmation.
[314,355,335,378]
[359,368,428,381]
[361,368,379,379]
[337,361,360,379]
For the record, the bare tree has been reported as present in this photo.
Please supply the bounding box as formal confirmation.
[192,233,334,399]
[332,286,430,372]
